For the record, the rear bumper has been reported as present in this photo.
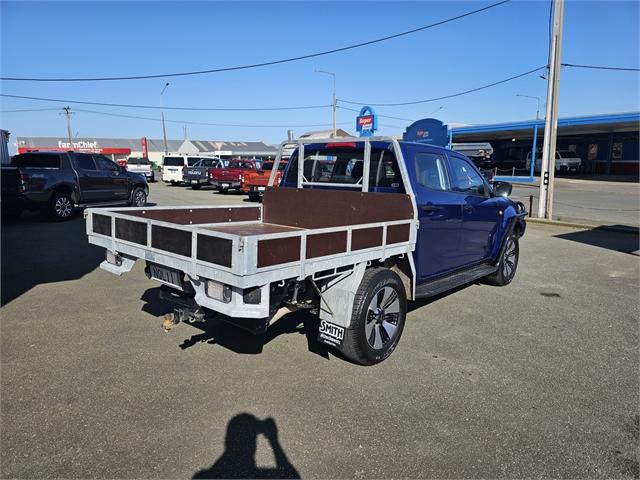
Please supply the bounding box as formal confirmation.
[212,181,241,189]
[185,178,210,185]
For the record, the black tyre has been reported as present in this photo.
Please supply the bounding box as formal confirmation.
[220,188,229,195]
[339,268,407,366]
[130,187,147,207]
[192,184,201,190]
[485,233,519,286]
[49,191,74,221]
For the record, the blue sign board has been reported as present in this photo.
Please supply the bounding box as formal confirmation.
[403,118,448,147]
[356,106,378,137]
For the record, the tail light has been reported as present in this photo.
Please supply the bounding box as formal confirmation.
[18,173,29,193]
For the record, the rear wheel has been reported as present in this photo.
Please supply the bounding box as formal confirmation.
[339,268,407,365]
[49,191,74,221]
[485,233,519,286]
[130,187,147,207]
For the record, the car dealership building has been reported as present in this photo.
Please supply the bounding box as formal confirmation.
[450,112,639,176]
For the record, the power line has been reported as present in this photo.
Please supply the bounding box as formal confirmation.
[337,105,415,122]
[0,94,330,111]
[0,0,511,82]
[561,63,640,72]
[339,65,547,106]
[0,107,61,112]
[74,108,353,128]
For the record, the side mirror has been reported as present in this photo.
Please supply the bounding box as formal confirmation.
[493,181,512,197]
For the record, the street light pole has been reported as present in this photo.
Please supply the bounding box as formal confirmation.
[315,70,336,137]
[538,0,565,219]
[516,94,541,120]
[160,82,170,155]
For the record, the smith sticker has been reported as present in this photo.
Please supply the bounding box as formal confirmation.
[318,320,345,347]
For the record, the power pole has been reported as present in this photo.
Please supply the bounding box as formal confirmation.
[160,82,170,155]
[61,106,74,148]
[538,0,565,219]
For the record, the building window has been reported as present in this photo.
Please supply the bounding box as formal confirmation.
[612,143,623,160]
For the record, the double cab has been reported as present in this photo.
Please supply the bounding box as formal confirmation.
[86,137,526,365]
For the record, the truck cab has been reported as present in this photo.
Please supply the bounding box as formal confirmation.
[281,140,524,282]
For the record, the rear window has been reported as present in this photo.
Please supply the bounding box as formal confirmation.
[163,156,184,166]
[187,157,206,166]
[285,147,402,189]
[127,157,150,165]
[262,162,287,171]
[230,161,255,169]
[12,153,61,168]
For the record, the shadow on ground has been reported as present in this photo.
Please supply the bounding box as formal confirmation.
[193,414,300,479]
[1,212,104,306]
[141,287,330,359]
[554,226,639,255]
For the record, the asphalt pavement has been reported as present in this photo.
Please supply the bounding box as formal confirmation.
[1,182,638,478]
[511,177,639,228]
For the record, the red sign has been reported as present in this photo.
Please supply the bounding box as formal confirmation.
[357,115,374,130]
[141,137,148,158]
[18,146,131,155]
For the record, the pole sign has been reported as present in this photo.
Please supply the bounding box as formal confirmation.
[403,118,448,147]
[356,106,378,137]
[141,137,148,158]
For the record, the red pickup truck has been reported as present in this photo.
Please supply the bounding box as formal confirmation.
[208,159,258,193]
[242,160,287,202]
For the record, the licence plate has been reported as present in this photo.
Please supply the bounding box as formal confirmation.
[257,186,265,191]
[149,264,182,289]
[221,183,229,188]
[191,180,198,184]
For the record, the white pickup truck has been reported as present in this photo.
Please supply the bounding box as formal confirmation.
[125,157,155,182]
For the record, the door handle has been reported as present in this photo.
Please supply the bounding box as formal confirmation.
[463,205,474,213]
[421,204,441,214]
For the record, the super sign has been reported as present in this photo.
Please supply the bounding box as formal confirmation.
[356,106,378,137]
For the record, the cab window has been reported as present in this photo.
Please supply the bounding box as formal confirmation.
[74,153,97,170]
[415,153,450,191]
[95,156,119,171]
[448,156,487,196]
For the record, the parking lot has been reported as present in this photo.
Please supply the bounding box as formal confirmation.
[1,181,639,479]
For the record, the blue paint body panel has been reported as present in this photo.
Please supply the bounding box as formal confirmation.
[282,141,525,282]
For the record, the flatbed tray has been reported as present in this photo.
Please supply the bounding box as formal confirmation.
[86,188,417,288]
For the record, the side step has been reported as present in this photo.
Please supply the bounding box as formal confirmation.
[415,263,497,298]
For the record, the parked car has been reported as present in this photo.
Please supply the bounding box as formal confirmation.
[86,137,526,365]
[242,160,287,202]
[162,156,211,185]
[182,157,226,189]
[2,151,148,221]
[208,159,258,193]
[526,150,582,173]
[126,157,155,182]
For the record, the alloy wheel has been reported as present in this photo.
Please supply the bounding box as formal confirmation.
[365,286,400,350]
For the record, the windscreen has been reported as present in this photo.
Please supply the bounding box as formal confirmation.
[163,156,184,166]
[12,154,61,168]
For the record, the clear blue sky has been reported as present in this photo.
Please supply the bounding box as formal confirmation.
[1,0,638,147]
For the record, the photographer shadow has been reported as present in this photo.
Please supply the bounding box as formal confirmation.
[193,414,300,479]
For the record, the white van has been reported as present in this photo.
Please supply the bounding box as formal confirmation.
[162,156,211,184]
[526,150,582,173]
